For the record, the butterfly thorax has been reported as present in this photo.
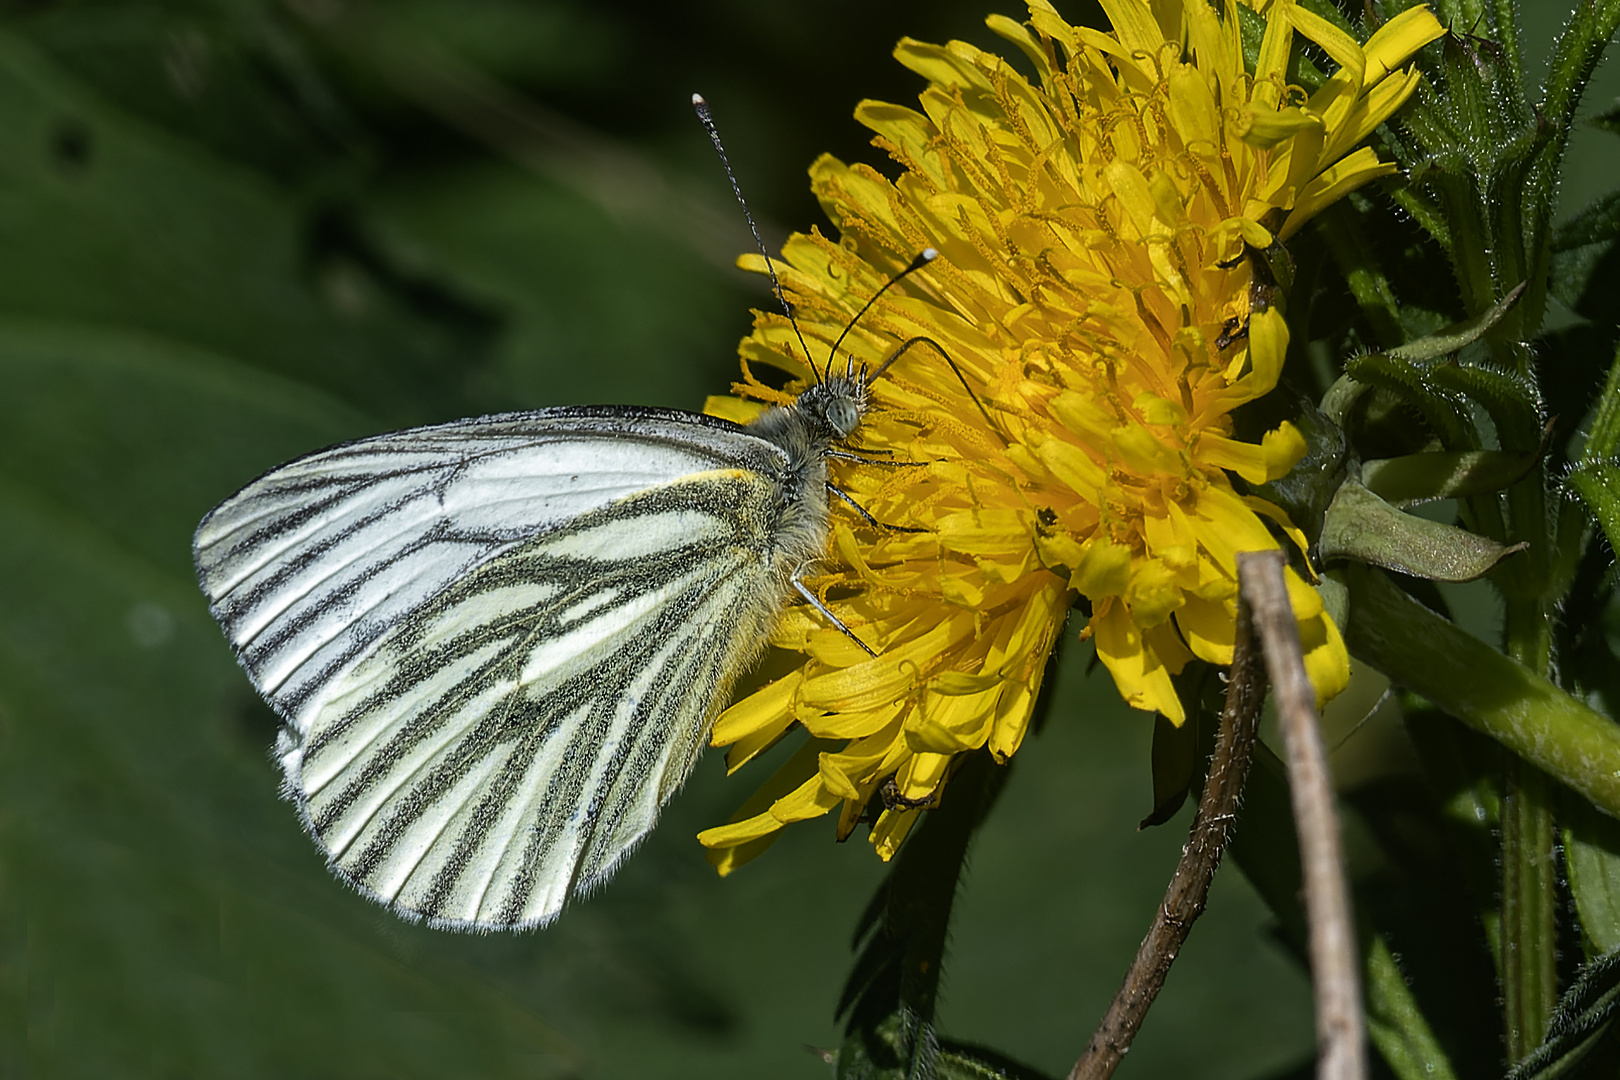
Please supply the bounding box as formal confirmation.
[745,373,869,573]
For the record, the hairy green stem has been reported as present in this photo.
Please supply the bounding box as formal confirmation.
[1343,566,1620,818]
[1501,760,1558,1061]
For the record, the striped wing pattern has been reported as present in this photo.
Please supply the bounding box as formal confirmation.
[195,409,792,929]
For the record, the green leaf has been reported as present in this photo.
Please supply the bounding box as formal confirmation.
[1566,796,1620,956]
[1552,190,1620,255]
[1581,338,1620,465]
[1567,461,1620,573]
[0,27,498,425]
[1346,321,1546,456]
[1502,762,1559,1061]
[1361,448,1538,506]
[1549,194,1620,323]
[1566,341,1620,564]
[1351,279,1542,452]
[0,359,584,1078]
[1524,0,1620,333]
[1345,352,1476,449]
[0,320,372,573]
[834,1015,1057,1080]
[1505,949,1620,1080]
[1140,710,1197,828]
[1422,359,1542,450]
[1424,32,1536,323]
[1319,478,1526,582]
[16,0,361,180]
[1365,934,1464,1080]
[0,10,840,1078]
[1534,0,1620,195]
[1386,281,1526,364]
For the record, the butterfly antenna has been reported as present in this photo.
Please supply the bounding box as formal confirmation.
[692,93,817,380]
[872,335,1010,445]
[824,248,938,382]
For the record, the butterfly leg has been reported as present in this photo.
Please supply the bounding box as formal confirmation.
[826,449,929,468]
[827,483,925,534]
[791,570,877,657]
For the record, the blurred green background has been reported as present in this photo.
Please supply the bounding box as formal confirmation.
[0,1,1609,1077]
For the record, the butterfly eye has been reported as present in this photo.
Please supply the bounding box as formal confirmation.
[827,398,860,437]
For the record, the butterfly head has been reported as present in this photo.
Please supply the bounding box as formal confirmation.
[797,372,868,440]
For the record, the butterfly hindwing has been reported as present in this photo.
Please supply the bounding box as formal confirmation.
[194,409,794,929]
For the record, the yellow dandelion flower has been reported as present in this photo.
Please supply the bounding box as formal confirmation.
[699,0,1446,871]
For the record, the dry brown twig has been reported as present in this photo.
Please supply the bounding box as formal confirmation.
[1241,551,1364,1080]
[1068,556,1268,1080]
[1070,549,1364,1080]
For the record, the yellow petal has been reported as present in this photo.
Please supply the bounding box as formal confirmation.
[1128,557,1185,628]
[871,806,922,861]
[1261,422,1309,478]
[909,684,1002,753]
[713,670,799,744]
[1194,483,1282,574]
[896,751,952,800]
[935,508,1034,556]
[1244,307,1291,396]
[1243,494,1313,566]
[989,680,1037,761]
[1201,433,1274,484]
[1280,147,1397,240]
[1362,7,1446,88]
[1167,64,1221,152]
[1251,0,1296,107]
[802,698,908,741]
[700,737,839,872]
[769,774,845,824]
[1144,618,1196,671]
[1284,4,1365,87]
[986,13,1054,80]
[1317,67,1424,166]
[1239,105,1324,150]
[698,810,786,851]
[799,615,967,711]
[1176,592,1239,665]
[1301,606,1352,706]
[1105,158,1161,240]
[1074,536,1134,598]
[1284,566,1326,621]
[1092,0,1169,56]
[704,395,764,424]
[1033,432,1107,499]
[1093,598,1186,723]
[702,0,1431,870]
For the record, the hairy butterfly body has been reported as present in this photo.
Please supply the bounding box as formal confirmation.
[194,373,871,931]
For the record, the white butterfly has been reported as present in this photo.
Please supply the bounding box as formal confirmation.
[193,337,928,930]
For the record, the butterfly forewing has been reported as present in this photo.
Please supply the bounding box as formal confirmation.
[195,409,796,929]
